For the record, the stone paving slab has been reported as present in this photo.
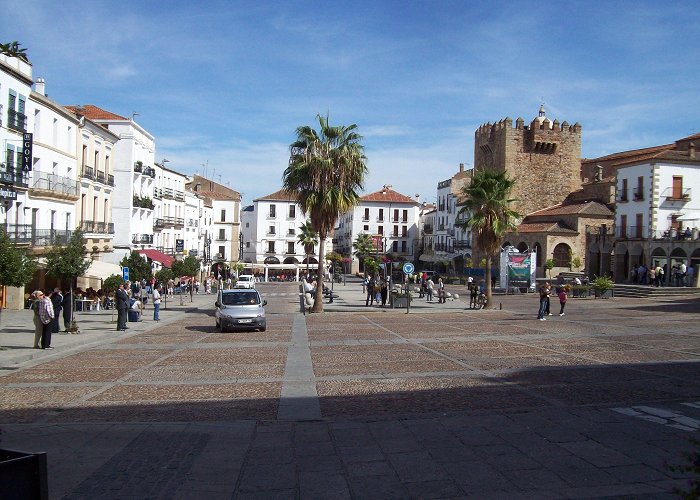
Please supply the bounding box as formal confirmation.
[1,282,700,497]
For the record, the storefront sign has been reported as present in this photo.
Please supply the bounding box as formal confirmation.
[22,133,33,171]
[175,239,184,252]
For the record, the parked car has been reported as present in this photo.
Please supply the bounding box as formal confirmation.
[215,288,267,332]
[234,274,256,289]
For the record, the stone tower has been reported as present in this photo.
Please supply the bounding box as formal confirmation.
[473,106,582,216]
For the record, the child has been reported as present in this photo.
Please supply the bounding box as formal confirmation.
[558,286,568,316]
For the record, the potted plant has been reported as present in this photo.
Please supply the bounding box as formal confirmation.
[592,275,615,299]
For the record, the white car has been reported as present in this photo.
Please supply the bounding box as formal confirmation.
[234,274,255,289]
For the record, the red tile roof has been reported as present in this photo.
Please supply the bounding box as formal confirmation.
[581,144,673,166]
[361,188,420,205]
[197,190,239,201]
[254,189,297,202]
[611,149,699,167]
[527,201,613,218]
[137,249,174,268]
[516,222,577,234]
[64,104,129,121]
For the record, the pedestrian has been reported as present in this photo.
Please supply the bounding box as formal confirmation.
[37,290,55,349]
[687,264,695,288]
[380,278,388,307]
[115,283,129,331]
[62,289,73,331]
[537,282,549,321]
[50,288,63,334]
[558,286,568,316]
[469,282,478,309]
[426,277,435,302]
[365,275,376,306]
[437,277,445,303]
[31,290,44,349]
[152,285,162,322]
[545,282,552,316]
[655,263,664,287]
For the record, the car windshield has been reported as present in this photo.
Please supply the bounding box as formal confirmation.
[222,292,260,306]
[238,276,252,281]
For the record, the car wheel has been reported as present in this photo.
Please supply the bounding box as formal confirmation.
[259,327,266,332]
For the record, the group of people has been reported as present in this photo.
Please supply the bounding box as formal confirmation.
[630,261,694,288]
[537,281,568,321]
[363,275,390,307]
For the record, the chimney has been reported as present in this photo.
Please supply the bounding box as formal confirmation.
[689,142,696,159]
[459,163,464,172]
[35,78,45,96]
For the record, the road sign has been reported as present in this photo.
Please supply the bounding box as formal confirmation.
[403,262,414,275]
[122,267,129,281]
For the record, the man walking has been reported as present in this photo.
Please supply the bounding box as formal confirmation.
[115,283,129,331]
[38,291,55,349]
[152,285,162,322]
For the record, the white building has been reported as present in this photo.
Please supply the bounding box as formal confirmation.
[77,105,158,266]
[421,164,473,272]
[614,136,700,283]
[335,186,421,273]
[154,162,187,257]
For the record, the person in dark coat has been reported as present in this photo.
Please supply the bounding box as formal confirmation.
[115,283,130,331]
[50,288,63,333]
[62,290,73,331]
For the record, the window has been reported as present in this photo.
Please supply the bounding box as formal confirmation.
[552,243,571,267]
[245,222,249,228]
[268,225,275,235]
[363,225,369,231]
[634,176,644,201]
[220,209,226,221]
[218,229,225,240]
[402,209,408,222]
[363,208,370,221]
[82,145,88,168]
[620,178,628,202]
[288,205,295,218]
[378,226,383,235]
[393,225,399,237]
[620,214,627,238]
[392,241,398,252]
[269,204,276,218]
[378,209,384,222]
[218,246,225,258]
[401,226,407,237]
[401,241,407,253]
[393,209,399,222]
[287,242,295,254]
[267,241,275,253]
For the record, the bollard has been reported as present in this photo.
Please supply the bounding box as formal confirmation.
[499,302,502,310]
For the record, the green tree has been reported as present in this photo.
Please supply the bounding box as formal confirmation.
[297,219,319,277]
[545,258,555,278]
[364,257,380,276]
[119,251,152,282]
[456,169,520,307]
[171,255,200,279]
[0,41,29,62]
[155,268,174,286]
[103,274,124,293]
[353,233,375,273]
[45,229,92,331]
[326,251,343,276]
[0,229,36,322]
[283,114,368,312]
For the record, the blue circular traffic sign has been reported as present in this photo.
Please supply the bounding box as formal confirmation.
[403,263,415,275]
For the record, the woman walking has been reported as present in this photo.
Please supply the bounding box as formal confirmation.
[558,286,568,316]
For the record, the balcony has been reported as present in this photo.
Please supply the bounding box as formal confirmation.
[618,191,628,203]
[133,195,154,210]
[454,239,471,249]
[7,109,27,132]
[423,225,433,235]
[153,218,164,230]
[81,166,94,180]
[80,220,114,234]
[153,188,162,199]
[30,172,79,200]
[134,161,143,173]
[287,229,295,236]
[650,228,698,241]
[438,224,445,231]
[616,226,646,239]
[187,219,198,227]
[662,187,691,202]
[3,224,72,246]
[162,216,184,227]
[142,166,156,178]
[376,216,384,222]
[632,188,644,201]
[107,174,115,186]
[215,252,225,261]
[0,165,30,187]
[162,187,184,201]
[131,234,154,244]
[95,170,106,184]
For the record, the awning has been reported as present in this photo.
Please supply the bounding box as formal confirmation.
[677,212,700,221]
[84,259,122,279]
[137,249,174,268]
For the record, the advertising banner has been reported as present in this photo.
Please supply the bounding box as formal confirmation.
[22,133,33,171]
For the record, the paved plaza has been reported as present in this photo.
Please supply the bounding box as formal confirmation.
[2,280,700,498]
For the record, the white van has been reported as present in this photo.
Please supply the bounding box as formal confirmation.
[234,274,256,289]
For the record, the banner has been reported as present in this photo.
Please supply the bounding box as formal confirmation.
[22,133,33,171]
[507,254,531,286]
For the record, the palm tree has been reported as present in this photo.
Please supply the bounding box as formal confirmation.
[283,114,368,312]
[353,233,375,273]
[297,219,319,278]
[456,168,520,307]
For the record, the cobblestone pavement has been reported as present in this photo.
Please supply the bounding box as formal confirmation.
[1,281,700,498]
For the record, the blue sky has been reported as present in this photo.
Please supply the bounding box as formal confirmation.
[4,1,699,204]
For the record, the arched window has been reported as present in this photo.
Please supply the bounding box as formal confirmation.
[552,243,571,267]
[517,242,528,253]
[533,243,543,267]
